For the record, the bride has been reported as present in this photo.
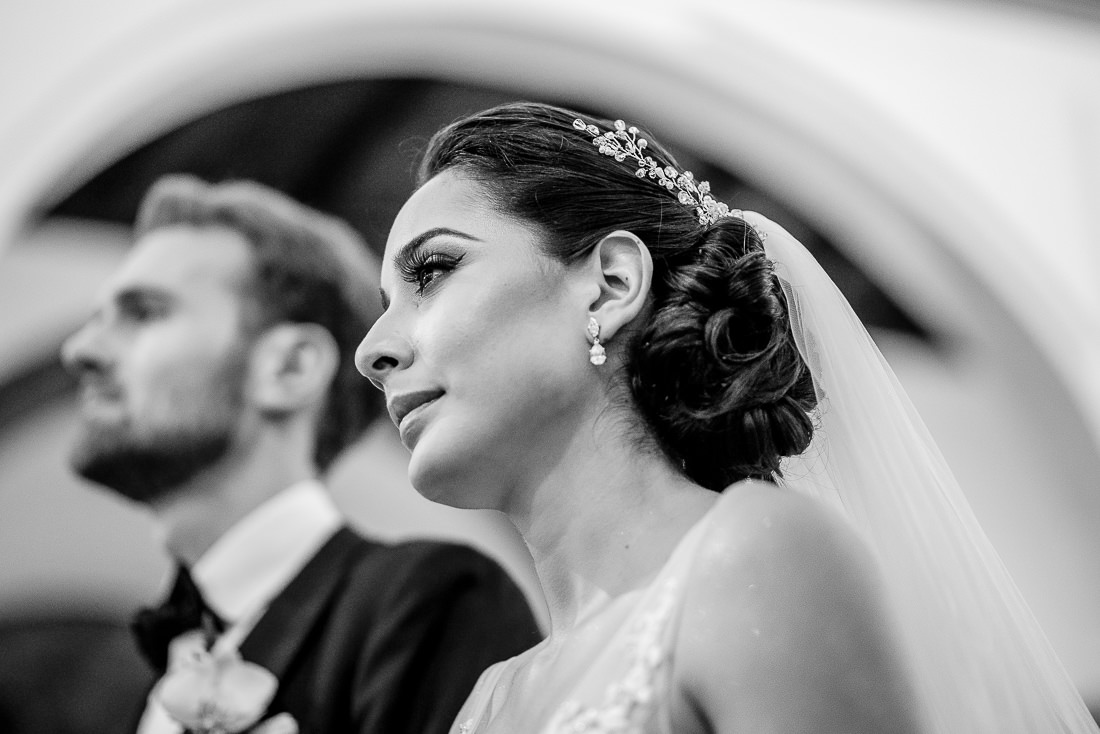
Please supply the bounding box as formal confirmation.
[354,101,1099,733]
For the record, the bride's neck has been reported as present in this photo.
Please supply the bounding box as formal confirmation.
[505,431,716,634]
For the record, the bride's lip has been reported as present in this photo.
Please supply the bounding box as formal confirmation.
[397,396,442,448]
[387,389,445,431]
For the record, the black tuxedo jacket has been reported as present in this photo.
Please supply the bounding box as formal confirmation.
[134,527,542,734]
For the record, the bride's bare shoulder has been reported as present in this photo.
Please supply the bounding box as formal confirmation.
[694,479,871,573]
[672,480,921,733]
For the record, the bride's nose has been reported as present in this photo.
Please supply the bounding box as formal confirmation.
[355,314,412,390]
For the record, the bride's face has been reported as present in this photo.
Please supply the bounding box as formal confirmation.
[356,170,596,508]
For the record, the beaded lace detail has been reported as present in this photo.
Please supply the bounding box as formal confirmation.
[545,578,679,734]
[456,578,679,734]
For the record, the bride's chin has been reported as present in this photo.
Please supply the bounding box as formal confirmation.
[408,451,467,507]
[408,453,501,511]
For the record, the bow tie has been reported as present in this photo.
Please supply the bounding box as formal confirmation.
[131,564,226,673]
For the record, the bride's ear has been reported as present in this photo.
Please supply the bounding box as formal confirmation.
[585,230,653,341]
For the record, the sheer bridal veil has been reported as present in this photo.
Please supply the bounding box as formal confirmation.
[745,211,1098,732]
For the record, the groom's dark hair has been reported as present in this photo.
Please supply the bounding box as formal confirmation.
[134,174,384,472]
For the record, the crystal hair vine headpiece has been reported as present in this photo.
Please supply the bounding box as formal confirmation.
[572,117,743,228]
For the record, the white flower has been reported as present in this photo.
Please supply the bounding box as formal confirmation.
[154,630,278,734]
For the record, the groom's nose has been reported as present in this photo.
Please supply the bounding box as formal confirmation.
[61,316,114,378]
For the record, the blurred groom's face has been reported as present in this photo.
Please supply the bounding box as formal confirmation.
[61,224,256,503]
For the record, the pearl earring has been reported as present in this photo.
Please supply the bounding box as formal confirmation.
[587,317,606,366]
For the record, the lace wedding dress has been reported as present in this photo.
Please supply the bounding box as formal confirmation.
[452,486,732,734]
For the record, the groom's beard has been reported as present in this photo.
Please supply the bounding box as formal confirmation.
[73,426,234,503]
[69,365,246,504]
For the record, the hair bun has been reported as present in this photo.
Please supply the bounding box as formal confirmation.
[629,217,818,491]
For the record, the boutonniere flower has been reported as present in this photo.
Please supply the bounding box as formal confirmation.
[153,630,279,734]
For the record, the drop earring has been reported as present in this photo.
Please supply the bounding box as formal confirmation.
[587,317,606,366]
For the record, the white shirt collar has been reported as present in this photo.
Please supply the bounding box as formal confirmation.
[190,479,342,624]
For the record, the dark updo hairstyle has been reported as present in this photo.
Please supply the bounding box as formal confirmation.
[419,102,818,491]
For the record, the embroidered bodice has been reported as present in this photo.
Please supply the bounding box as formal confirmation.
[451,499,721,734]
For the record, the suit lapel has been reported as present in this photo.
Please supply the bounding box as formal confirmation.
[237,526,373,679]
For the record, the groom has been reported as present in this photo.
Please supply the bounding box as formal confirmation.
[61,175,541,734]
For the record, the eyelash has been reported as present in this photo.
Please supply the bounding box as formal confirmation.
[399,250,464,296]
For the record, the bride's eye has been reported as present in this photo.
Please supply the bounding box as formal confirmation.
[399,250,464,296]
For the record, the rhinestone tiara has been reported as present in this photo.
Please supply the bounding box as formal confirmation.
[572,117,741,228]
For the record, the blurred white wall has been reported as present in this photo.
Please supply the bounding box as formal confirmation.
[1,0,1099,703]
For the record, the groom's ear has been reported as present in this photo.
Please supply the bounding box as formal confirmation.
[247,323,339,414]
[583,229,653,341]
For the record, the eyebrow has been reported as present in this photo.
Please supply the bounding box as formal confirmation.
[380,227,482,309]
